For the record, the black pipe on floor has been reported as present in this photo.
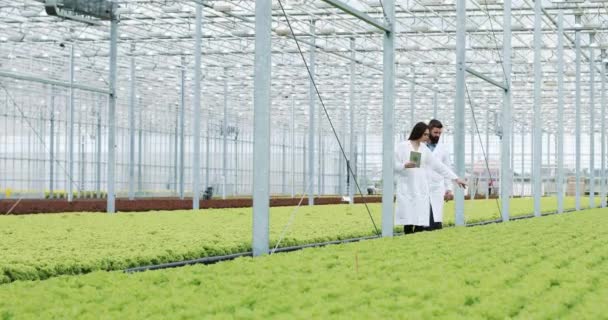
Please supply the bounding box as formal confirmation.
[124,208,583,273]
[465,208,577,227]
[124,235,380,273]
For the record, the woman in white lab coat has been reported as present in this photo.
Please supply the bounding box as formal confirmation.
[394,122,466,234]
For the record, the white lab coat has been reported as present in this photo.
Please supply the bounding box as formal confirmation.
[394,141,458,226]
[426,142,453,223]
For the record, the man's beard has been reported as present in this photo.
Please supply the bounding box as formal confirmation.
[429,135,440,144]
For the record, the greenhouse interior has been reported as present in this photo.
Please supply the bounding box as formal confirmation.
[1,0,607,318]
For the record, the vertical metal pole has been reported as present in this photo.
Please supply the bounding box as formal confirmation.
[363,113,367,191]
[381,0,395,237]
[192,3,203,209]
[291,93,296,198]
[282,126,287,195]
[575,14,582,211]
[234,133,238,196]
[454,0,466,226]
[349,37,356,205]
[521,126,525,197]
[67,45,75,202]
[95,98,101,197]
[530,131,534,197]
[410,66,415,128]
[511,122,515,198]
[556,20,566,208]
[79,125,85,194]
[600,49,606,208]
[173,106,178,192]
[339,112,345,195]
[222,68,228,200]
[319,133,323,195]
[39,108,45,198]
[532,0,542,217]
[179,57,186,199]
[318,111,322,196]
[547,133,551,195]
[470,128,475,199]
[49,88,55,197]
[485,110,490,199]
[27,123,32,192]
[138,115,143,193]
[107,9,118,213]
[308,20,316,206]
[128,43,136,200]
[302,135,306,194]
[205,123,210,190]
[433,86,438,119]
[500,0,512,221]
[589,33,596,208]
[252,0,271,257]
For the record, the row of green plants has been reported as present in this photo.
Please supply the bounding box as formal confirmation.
[0,208,606,318]
[0,197,601,284]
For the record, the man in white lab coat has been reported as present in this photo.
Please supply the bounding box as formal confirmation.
[425,119,454,230]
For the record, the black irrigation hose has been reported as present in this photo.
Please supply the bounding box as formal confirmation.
[124,252,253,273]
[123,208,585,273]
[124,235,380,274]
[465,208,577,227]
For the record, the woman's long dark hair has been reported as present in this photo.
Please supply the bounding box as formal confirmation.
[408,122,429,141]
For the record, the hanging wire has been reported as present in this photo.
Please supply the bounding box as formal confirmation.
[0,83,82,214]
[478,0,508,83]
[271,176,315,254]
[276,0,381,236]
[464,81,503,221]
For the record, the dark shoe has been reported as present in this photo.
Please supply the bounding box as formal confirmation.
[404,225,414,234]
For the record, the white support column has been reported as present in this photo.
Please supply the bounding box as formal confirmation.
[575,14,582,211]
[433,84,438,119]
[290,91,296,198]
[601,49,607,208]
[511,122,516,198]
[252,0,271,257]
[363,113,367,191]
[282,126,287,195]
[410,66,415,128]
[205,120,210,191]
[192,4,203,209]
[500,0,513,221]
[179,57,186,200]
[308,20,316,206]
[128,43,136,200]
[49,87,56,197]
[222,67,228,200]
[485,110,490,200]
[557,12,565,211]
[173,105,178,192]
[547,133,551,196]
[454,0,466,226]
[349,37,356,205]
[532,0,542,217]
[107,8,118,213]
[521,126,525,197]
[68,45,75,202]
[234,133,238,196]
[381,0,395,237]
[589,33,596,208]
[470,128,475,200]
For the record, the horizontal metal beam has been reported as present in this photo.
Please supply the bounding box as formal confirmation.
[320,0,390,32]
[0,69,111,94]
[465,67,509,91]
